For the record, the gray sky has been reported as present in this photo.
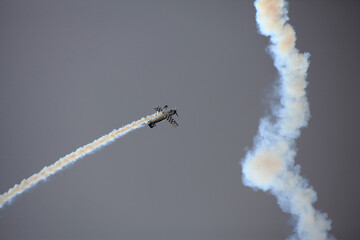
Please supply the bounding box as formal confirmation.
[0,0,359,239]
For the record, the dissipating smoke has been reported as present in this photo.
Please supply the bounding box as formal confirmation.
[241,0,333,239]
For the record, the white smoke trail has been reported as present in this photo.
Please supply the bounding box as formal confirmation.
[241,0,332,239]
[0,112,160,209]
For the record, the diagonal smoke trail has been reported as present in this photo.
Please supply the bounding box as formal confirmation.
[241,0,332,239]
[0,112,160,209]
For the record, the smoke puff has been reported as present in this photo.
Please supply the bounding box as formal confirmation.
[242,149,285,191]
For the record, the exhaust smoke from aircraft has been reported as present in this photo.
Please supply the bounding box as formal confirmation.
[241,0,332,239]
[0,112,160,209]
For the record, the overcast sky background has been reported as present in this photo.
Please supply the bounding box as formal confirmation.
[0,0,359,239]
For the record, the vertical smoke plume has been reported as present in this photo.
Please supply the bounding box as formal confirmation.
[241,0,332,239]
[0,112,160,209]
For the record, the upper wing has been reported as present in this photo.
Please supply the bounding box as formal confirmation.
[166,115,178,127]
[154,105,168,112]
[154,106,163,112]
